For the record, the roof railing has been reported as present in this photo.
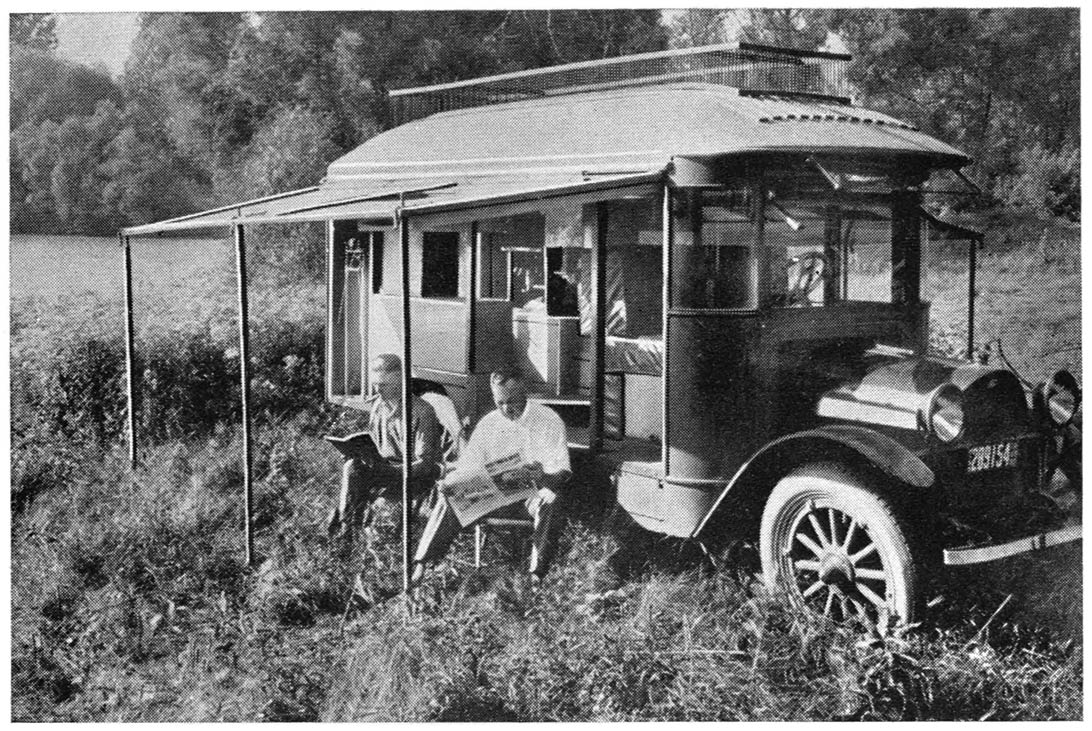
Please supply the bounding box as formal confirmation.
[389,42,851,124]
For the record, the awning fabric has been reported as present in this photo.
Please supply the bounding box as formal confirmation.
[121,172,664,236]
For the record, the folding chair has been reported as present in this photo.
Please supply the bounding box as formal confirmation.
[473,516,534,568]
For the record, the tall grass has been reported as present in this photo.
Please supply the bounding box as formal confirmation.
[10,230,1082,720]
[12,429,1082,721]
[924,222,1081,376]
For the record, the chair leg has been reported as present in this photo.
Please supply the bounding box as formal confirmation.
[474,524,484,568]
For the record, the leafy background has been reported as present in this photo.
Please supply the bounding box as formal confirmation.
[10,9,1080,235]
[9,9,1082,722]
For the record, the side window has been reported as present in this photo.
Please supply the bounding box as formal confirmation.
[509,249,544,308]
[672,188,758,310]
[476,214,546,305]
[546,247,580,316]
[479,232,508,299]
[370,231,385,294]
[421,231,460,298]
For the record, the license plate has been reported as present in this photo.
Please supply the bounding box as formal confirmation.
[966,441,1020,474]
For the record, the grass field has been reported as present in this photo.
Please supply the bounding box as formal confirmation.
[10,226,1082,721]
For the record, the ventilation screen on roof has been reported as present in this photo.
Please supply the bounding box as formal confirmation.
[390,43,850,125]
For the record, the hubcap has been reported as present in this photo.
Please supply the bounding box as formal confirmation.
[818,552,854,586]
[786,504,889,622]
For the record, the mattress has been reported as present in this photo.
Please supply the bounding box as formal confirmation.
[605,334,664,376]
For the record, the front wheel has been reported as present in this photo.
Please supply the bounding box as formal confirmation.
[759,464,919,623]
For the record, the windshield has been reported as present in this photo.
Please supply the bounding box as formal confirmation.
[670,186,911,310]
[765,197,894,306]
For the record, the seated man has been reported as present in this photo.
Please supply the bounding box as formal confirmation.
[412,366,571,580]
[327,353,445,537]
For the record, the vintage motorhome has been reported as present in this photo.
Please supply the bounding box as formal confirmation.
[123,44,1081,621]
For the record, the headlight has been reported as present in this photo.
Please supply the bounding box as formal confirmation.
[925,384,965,442]
[1043,370,1080,427]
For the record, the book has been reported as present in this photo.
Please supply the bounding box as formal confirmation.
[323,431,382,462]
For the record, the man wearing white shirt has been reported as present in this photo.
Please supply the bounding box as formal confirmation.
[413,366,571,580]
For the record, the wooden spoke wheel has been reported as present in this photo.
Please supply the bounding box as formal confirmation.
[760,464,919,623]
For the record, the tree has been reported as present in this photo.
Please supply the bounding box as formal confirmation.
[668,9,737,48]
[11,47,122,129]
[487,10,668,69]
[101,118,211,227]
[13,10,674,234]
[234,105,343,200]
[10,123,60,232]
[10,13,56,51]
[123,13,247,168]
[735,9,828,49]
[227,10,669,133]
[670,8,1079,219]
[11,101,126,233]
[821,8,1079,217]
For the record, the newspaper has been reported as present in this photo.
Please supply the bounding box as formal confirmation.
[442,452,537,527]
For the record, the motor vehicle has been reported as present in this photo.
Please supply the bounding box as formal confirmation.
[122,43,1081,621]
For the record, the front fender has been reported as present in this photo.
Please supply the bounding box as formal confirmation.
[691,425,934,540]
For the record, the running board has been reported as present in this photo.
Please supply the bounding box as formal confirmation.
[943,525,1082,566]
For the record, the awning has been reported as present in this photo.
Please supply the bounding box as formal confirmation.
[920,206,984,242]
[120,171,665,237]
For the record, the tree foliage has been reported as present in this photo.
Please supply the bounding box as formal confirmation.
[671,8,1079,221]
[10,13,57,51]
[11,47,122,129]
[827,8,1079,219]
[8,9,1080,235]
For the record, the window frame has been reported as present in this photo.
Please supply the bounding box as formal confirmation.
[328,224,369,402]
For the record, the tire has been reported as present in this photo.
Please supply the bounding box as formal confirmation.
[759,463,919,623]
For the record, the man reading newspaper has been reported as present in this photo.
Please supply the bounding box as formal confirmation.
[413,366,571,581]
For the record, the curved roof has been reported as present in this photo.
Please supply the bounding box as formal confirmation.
[123,83,970,236]
[326,83,968,186]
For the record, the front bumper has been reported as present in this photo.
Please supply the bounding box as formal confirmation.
[930,427,1081,564]
[942,524,1081,565]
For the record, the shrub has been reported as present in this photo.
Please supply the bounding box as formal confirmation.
[11,288,327,454]
[11,438,78,514]
[993,144,1080,222]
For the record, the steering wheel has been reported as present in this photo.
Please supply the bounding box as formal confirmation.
[786,252,831,305]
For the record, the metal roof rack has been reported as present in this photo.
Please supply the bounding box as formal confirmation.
[389,42,851,125]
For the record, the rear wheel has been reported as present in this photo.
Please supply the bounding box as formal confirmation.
[760,464,919,623]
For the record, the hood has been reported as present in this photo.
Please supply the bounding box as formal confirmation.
[817,355,1030,439]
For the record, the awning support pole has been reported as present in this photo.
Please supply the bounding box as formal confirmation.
[121,233,138,467]
[590,202,608,454]
[660,185,672,473]
[398,208,414,598]
[968,236,978,359]
[468,221,478,372]
[234,224,255,567]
